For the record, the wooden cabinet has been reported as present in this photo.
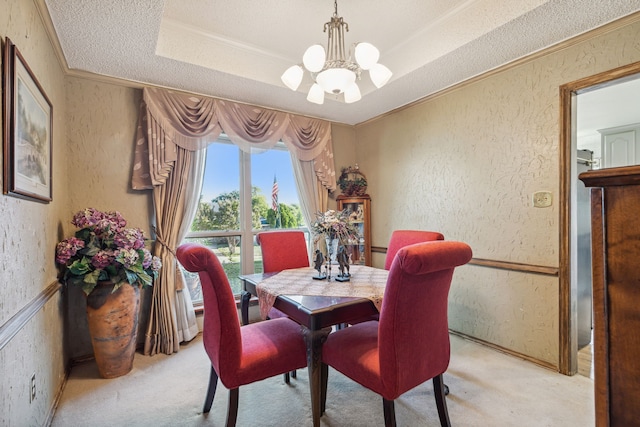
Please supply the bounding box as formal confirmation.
[336,195,371,266]
[579,165,640,427]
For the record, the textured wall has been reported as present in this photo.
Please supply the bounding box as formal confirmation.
[352,19,640,366]
[64,78,152,359]
[0,0,68,424]
[329,123,358,209]
[64,79,150,228]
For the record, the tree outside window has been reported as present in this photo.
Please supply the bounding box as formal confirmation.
[182,140,307,304]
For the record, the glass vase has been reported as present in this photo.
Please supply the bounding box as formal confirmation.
[325,235,339,264]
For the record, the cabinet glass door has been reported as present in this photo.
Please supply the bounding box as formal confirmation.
[337,195,371,266]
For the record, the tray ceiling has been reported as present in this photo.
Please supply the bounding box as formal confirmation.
[42,0,640,125]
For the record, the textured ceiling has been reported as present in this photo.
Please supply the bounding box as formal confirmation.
[41,0,640,125]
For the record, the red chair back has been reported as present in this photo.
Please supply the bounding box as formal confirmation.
[378,240,472,397]
[176,243,242,382]
[384,230,445,270]
[257,230,310,273]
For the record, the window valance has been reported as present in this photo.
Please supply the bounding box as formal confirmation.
[132,87,336,191]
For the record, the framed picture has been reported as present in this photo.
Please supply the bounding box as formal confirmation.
[3,37,53,203]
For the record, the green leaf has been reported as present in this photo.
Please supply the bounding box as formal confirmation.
[68,258,92,275]
[75,228,92,241]
[125,269,139,285]
[127,263,145,274]
[81,282,97,295]
[84,269,101,284]
[137,270,153,287]
[126,270,152,286]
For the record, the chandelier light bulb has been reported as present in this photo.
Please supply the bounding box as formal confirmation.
[307,83,325,104]
[316,67,356,94]
[354,43,379,70]
[303,45,326,72]
[281,65,304,91]
[344,83,362,103]
[370,63,393,88]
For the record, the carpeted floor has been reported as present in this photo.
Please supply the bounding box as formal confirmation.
[51,334,594,426]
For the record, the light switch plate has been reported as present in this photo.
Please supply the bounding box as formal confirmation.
[533,191,552,208]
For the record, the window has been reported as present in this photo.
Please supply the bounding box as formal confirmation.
[181,138,309,305]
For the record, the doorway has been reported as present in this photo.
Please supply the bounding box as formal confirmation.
[559,61,640,375]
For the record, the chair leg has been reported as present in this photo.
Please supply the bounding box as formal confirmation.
[226,388,239,427]
[284,372,290,384]
[433,374,451,427]
[291,369,297,379]
[203,366,219,413]
[320,363,329,414]
[382,398,397,427]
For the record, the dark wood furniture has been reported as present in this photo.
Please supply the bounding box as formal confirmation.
[240,273,379,427]
[579,165,640,427]
[337,195,372,265]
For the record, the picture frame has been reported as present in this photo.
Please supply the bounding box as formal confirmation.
[3,37,53,203]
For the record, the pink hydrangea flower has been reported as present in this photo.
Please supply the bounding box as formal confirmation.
[115,248,139,269]
[114,228,145,249]
[105,211,127,232]
[151,256,162,271]
[55,237,85,264]
[91,250,114,269]
[71,208,104,229]
[141,249,153,269]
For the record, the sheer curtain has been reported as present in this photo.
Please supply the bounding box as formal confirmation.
[132,87,336,355]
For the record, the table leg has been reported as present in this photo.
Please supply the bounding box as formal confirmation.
[321,361,328,414]
[302,326,331,427]
[240,290,251,326]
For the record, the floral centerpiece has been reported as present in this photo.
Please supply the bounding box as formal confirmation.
[55,208,161,295]
[311,209,360,280]
[311,209,360,243]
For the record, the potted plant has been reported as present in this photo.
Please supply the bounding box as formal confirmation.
[55,208,161,378]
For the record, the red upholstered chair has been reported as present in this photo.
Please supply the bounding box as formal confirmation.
[176,243,307,426]
[322,240,472,427]
[256,230,310,382]
[257,230,310,275]
[354,230,445,326]
[384,230,445,270]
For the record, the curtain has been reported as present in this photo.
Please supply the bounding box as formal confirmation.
[133,87,336,355]
[145,147,205,355]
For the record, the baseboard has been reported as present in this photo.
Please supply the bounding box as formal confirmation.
[449,329,558,373]
[45,362,72,427]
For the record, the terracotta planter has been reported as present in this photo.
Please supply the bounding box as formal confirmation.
[86,281,140,379]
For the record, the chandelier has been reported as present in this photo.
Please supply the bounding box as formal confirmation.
[281,0,392,105]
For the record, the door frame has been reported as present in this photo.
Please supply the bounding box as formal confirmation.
[558,60,640,374]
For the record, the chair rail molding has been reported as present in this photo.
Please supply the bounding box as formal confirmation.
[374,246,559,276]
[0,281,62,350]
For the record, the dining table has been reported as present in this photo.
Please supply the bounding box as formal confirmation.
[239,265,389,427]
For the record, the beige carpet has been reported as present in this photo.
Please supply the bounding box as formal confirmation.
[51,335,594,426]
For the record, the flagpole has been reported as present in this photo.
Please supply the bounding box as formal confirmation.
[272,175,281,228]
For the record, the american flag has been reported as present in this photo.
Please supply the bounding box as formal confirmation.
[271,176,279,211]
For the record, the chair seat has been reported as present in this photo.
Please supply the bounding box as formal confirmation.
[323,321,385,395]
[217,317,307,389]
